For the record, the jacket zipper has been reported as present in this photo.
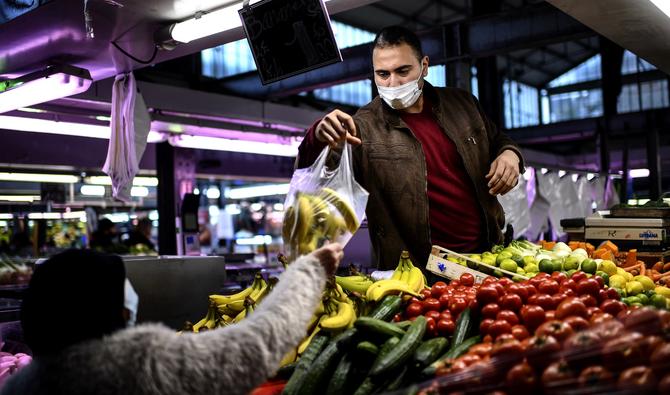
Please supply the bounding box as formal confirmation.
[398,123,431,248]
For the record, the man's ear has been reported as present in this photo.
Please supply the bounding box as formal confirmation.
[422,56,430,76]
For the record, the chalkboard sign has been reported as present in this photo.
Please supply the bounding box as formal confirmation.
[239,0,342,85]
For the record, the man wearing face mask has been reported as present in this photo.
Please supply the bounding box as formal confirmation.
[296,26,524,270]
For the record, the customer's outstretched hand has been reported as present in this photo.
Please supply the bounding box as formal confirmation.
[311,243,344,276]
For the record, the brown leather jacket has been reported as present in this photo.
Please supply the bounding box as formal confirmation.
[296,83,524,270]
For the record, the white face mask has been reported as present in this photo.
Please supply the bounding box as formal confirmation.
[376,65,424,110]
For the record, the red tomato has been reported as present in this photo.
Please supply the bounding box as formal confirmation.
[561,279,577,291]
[571,271,587,283]
[500,293,523,312]
[527,294,539,305]
[420,289,432,299]
[550,294,565,310]
[597,288,609,303]
[535,294,555,311]
[551,271,568,283]
[562,288,577,298]
[467,298,479,311]
[425,310,441,322]
[511,325,530,341]
[481,303,501,319]
[491,338,524,369]
[600,299,625,317]
[520,305,546,332]
[423,297,441,312]
[449,297,468,315]
[439,311,452,322]
[576,278,600,297]
[488,320,512,338]
[498,277,513,288]
[476,286,499,305]
[479,318,495,335]
[541,360,577,389]
[586,307,601,319]
[392,313,403,322]
[605,288,620,300]
[539,279,560,295]
[589,312,614,326]
[437,318,455,336]
[431,281,448,298]
[594,275,605,288]
[556,297,588,319]
[482,334,493,343]
[450,280,461,287]
[409,296,422,304]
[564,316,590,332]
[482,276,497,285]
[579,294,598,307]
[525,335,561,370]
[459,273,475,287]
[545,310,556,321]
[406,302,423,317]
[492,283,506,297]
[507,283,529,302]
[524,283,538,297]
[536,320,574,342]
[438,293,450,310]
[506,361,538,393]
[497,309,520,326]
[425,317,436,335]
[468,343,493,358]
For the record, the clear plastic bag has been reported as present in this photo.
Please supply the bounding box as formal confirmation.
[282,143,369,259]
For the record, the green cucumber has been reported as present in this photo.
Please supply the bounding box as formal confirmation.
[369,316,427,377]
[450,308,471,351]
[394,320,413,330]
[352,337,401,395]
[368,294,402,321]
[383,364,409,392]
[282,334,330,395]
[355,316,406,338]
[326,353,354,395]
[420,335,481,378]
[356,341,379,356]
[413,337,450,369]
[299,328,359,395]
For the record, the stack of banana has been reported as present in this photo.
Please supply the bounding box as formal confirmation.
[282,187,359,258]
[365,251,427,302]
[189,273,274,332]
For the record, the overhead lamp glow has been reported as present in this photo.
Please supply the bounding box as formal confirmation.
[572,174,579,182]
[0,214,14,220]
[149,210,159,221]
[236,235,272,245]
[250,203,263,211]
[80,185,106,197]
[169,135,299,157]
[0,115,165,142]
[225,183,290,200]
[206,187,221,199]
[587,173,596,181]
[85,176,159,187]
[62,211,86,220]
[28,212,62,220]
[0,195,40,202]
[0,172,78,183]
[104,213,130,223]
[629,168,650,178]
[0,65,92,114]
[650,0,670,18]
[558,170,567,178]
[273,203,284,211]
[130,186,149,197]
[540,168,548,175]
[225,204,241,215]
[164,0,332,44]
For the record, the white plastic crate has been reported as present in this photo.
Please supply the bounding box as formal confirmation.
[425,245,528,283]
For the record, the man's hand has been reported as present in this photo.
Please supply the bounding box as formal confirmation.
[311,243,344,276]
[315,109,362,148]
[486,150,520,196]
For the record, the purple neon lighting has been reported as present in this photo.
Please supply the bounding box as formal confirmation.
[153,109,304,133]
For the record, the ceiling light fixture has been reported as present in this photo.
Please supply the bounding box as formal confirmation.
[169,135,299,157]
[0,172,79,183]
[85,176,159,187]
[629,168,650,178]
[80,185,106,196]
[0,195,41,202]
[225,183,290,199]
[0,65,93,114]
[649,0,670,17]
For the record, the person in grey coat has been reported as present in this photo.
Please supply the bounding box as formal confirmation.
[1,244,343,395]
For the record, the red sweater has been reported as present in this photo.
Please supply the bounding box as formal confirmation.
[400,100,483,252]
[297,102,483,252]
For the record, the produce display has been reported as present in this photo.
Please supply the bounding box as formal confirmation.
[189,239,670,395]
[0,255,33,285]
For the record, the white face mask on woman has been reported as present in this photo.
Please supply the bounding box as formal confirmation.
[376,65,424,110]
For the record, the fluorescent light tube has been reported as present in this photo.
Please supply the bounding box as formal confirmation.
[80,185,106,196]
[0,195,41,202]
[28,212,62,220]
[650,0,670,17]
[85,176,159,187]
[225,183,290,199]
[0,172,78,183]
[0,115,165,142]
[629,168,650,178]
[0,214,14,219]
[169,135,298,157]
[206,187,221,199]
[167,0,332,44]
[130,186,149,197]
[0,65,92,114]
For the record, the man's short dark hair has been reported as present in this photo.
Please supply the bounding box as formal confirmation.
[372,26,423,61]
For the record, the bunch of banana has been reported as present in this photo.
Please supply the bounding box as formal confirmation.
[191,301,219,333]
[365,279,422,302]
[335,273,374,294]
[281,187,360,258]
[390,251,428,294]
[320,296,356,332]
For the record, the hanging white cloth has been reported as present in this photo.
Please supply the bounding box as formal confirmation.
[103,73,151,202]
[498,176,530,239]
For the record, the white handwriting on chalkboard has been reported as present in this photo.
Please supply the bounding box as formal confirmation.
[243,0,322,40]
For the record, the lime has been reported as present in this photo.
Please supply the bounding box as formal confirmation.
[581,259,598,274]
[624,296,640,306]
[636,294,649,305]
[595,271,610,286]
[630,302,644,308]
[600,260,618,276]
[566,269,577,278]
[500,259,518,273]
[563,256,580,271]
[525,264,539,273]
[651,294,667,309]
[496,252,513,266]
[539,259,554,274]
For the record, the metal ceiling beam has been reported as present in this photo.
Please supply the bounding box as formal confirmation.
[218,2,594,98]
[544,69,669,95]
[371,3,432,28]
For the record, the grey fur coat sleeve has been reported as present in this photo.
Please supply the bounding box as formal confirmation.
[0,254,327,395]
